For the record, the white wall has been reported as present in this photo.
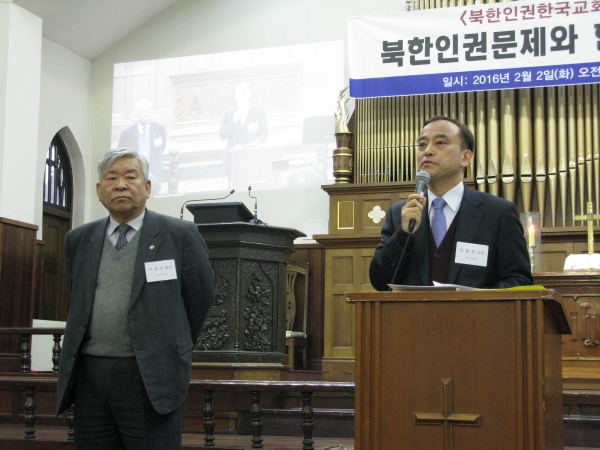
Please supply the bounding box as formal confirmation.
[0,3,41,224]
[88,0,404,234]
[31,319,66,372]
[37,38,92,232]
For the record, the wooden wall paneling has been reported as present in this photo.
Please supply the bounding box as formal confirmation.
[0,218,38,371]
[322,247,375,381]
[540,242,575,272]
[32,240,45,321]
[539,227,600,272]
[289,244,325,371]
[573,241,600,255]
[330,251,354,351]
[323,250,355,380]
[323,181,417,237]
[336,201,355,232]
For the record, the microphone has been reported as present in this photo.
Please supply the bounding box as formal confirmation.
[389,171,430,289]
[248,186,264,225]
[179,189,235,219]
[408,171,431,233]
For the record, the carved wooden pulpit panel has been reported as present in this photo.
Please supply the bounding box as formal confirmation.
[534,271,600,389]
[189,220,304,380]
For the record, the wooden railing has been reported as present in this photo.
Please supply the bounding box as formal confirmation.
[190,380,355,449]
[0,327,65,373]
[0,375,74,441]
[0,327,355,449]
[0,375,355,450]
[0,328,70,440]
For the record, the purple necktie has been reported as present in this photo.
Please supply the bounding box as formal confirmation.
[431,197,447,247]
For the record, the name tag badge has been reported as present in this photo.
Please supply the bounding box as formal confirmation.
[455,242,489,267]
[154,137,163,147]
[145,259,177,282]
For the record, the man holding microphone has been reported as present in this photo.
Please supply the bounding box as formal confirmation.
[369,115,532,291]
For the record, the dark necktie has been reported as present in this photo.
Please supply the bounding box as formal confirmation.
[115,224,130,251]
[431,197,447,247]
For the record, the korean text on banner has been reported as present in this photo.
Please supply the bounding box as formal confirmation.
[348,0,600,98]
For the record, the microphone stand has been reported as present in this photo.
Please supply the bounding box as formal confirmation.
[179,189,235,219]
[389,232,413,291]
[248,186,265,225]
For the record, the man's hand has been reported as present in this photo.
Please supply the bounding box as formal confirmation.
[401,193,425,234]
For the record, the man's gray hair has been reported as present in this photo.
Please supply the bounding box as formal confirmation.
[97,147,149,180]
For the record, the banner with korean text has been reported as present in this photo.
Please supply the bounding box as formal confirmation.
[348,0,600,98]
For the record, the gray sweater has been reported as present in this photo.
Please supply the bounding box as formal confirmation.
[81,230,141,357]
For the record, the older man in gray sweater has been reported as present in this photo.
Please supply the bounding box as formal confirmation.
[56,147,214,449]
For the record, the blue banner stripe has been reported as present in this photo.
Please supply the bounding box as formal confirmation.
[350,61,600,98]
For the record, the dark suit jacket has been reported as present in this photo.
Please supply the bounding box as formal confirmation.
[219,104,268,149]
[369,186,533,290]
[56,210,215,415]
[118,121,167,187]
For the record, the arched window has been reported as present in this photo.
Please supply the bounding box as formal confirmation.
[43,134,72,210]
[40,133,73,322]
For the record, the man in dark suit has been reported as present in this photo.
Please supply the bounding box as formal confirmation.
[56,147,214,449]
[370,116,532,291]
[118,99,167,196]
[219,82,268,179]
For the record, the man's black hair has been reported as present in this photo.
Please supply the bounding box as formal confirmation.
[422,115,475,153]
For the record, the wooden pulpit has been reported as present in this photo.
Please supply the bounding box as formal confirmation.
[347,289,570,450]
[187,202,305,380]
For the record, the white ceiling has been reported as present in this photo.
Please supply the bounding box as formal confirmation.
[11,0,184,61]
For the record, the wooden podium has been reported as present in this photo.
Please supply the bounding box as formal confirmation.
[187,202,305,380]
[347,289,570,450]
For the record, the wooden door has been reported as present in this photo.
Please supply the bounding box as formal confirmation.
[40,208,70,321]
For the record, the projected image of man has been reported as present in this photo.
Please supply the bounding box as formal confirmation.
[219,82,268,179]
[118,99,167,196]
